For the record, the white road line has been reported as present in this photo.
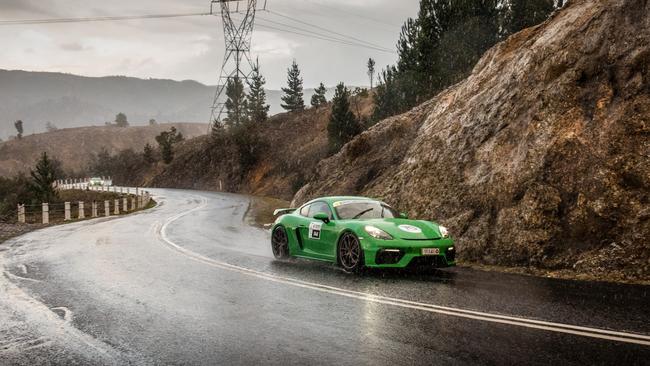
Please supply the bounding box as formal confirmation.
[157,193,650,346]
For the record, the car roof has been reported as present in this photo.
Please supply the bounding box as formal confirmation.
[304,196,376,206]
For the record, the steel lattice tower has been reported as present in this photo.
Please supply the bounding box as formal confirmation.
[209,0,265,127]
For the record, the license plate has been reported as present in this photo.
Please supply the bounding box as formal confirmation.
[421,248,440,255]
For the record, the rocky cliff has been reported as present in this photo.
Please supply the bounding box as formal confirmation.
[293,0,650,282]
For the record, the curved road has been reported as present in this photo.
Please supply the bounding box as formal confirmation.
[0,189,648,365]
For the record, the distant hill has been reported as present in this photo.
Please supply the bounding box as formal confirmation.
[0,70,334,139]
[0,123,206,177]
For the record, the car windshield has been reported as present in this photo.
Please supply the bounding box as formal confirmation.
[334,200,399,220]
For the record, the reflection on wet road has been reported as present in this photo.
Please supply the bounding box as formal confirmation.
[1,189,648,365]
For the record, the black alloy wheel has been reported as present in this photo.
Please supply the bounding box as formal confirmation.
[338,233,363,273]
[271,226,290,259]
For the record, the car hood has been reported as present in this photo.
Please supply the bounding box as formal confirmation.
[360,218,443,240]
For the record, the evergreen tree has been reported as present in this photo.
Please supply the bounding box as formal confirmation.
[224,77,248,127]
[143,143,156,164]
[115,113,129,127]
[367,58,376,89]
[328,83,362,152]
[373,66,405,122]
[14,120,23,139]
[504,0,556,35]
[155,127,184,164]
[149,118,157,125]
[29,152,58,203]
[246,62,270,123]
[281,60,305,112]
[310,83,328,107]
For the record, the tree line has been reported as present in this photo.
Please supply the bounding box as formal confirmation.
[373,0,563,121]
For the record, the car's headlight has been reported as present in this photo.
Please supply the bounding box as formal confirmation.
[439,225,449,238]
[364,225,393,240]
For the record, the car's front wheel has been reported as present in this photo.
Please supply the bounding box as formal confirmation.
[271,226,290,259]
[338,232,364,273]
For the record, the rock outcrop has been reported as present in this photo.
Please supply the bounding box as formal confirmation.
[293,0,649,281]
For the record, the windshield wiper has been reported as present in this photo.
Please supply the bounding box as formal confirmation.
[352,208,373,219]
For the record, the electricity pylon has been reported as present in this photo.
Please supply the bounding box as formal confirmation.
[209,0,267,129]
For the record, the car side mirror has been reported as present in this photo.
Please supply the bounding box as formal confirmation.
[313,212,330,224]
[399,212,408,219]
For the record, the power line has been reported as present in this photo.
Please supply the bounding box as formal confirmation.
[303,0,402,29]
[0,12,208,25]
[265,10,392,52]
[240,14,395,54]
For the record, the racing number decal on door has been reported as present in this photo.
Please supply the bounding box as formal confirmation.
[309,222,322,239]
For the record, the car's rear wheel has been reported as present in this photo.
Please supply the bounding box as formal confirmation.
[271,226,290,259]
[338,232,364,273]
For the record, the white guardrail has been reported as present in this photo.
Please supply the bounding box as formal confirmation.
[16,179,151,224]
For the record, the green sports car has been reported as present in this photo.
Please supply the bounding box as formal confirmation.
[271,196,455,272]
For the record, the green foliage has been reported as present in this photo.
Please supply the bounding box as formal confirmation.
[14,120,23,139]
[143,143,156,164]
[231,121,262,172]
[310,82,328,108]
[281,60,305,112]
[373,0,559,122]
[224,77,248,127]
[115,113,129,127]
[29,152,60,203]
[504,0,556,35]
[87,148,147,186]
[0,174,33,221]
[155,127,184,164]
[328,83,362,153]
[246,63,270,123]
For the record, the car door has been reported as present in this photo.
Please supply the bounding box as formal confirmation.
[292,204,311,253]
[304,201,337,260]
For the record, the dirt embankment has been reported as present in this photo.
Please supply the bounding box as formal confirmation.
[147,95,374,200]
[0,123,207,176]
[292,0,650,283]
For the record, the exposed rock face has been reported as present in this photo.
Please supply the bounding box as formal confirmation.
[293,0,649,281]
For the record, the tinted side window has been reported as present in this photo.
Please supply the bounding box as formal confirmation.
[308,202,332,219]
[299,204,310,217]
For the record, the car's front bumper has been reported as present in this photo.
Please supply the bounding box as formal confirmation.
[360,237,456,268]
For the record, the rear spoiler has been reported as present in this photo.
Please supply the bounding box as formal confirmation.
[273,208,296,216]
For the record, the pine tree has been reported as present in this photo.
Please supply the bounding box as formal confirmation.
[328,83,362,152]
[246,62,270,123]
[30,152,58,202]
[224,77,248,127]
[367,58,376,89]
[504,0,556,35]
[143,143,156,164]
[310,83,328,107]
[281,60,305,112]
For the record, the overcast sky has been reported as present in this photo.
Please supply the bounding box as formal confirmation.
[1,0,419,89]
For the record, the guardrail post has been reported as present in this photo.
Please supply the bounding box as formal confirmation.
[131,197,136,211]
[17,204,25,223]
[123,197,128,212]
[127,187,130,195]
[104,201,110,217]
[42,203,49,224]
[92,201,97,217]
[114,199,120,215]
[79,201,85,219]
[64,202,71,221]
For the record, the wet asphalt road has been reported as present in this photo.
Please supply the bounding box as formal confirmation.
[0,189,648,365]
